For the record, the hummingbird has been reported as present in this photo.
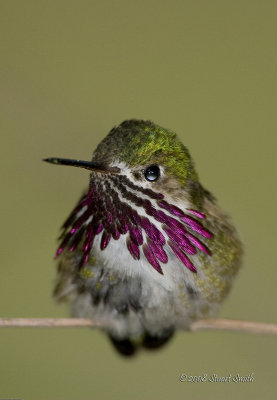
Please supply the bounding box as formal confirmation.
[44,119,243,356]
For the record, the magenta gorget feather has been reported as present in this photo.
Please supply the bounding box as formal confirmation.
[56,173,213,275]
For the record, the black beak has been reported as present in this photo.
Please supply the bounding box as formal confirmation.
[43,157,120,174]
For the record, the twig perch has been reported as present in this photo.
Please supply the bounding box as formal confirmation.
[190,318,277,335]
[0,318,276,335]
[0,318,99,328]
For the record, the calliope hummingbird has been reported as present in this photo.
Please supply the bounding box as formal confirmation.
[44,119,242,356]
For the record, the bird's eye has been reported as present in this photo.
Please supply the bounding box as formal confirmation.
[144,165,160,182]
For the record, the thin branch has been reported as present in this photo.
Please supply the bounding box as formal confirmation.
[0,317,276,335]
[190,318,277,335]
[0,318,98,328]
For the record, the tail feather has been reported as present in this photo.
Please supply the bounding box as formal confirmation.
[142,329,175,350]
[109,328,174,357]
[109,336,137,357]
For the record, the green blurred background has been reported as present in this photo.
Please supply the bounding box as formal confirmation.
[0,1,276,399]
